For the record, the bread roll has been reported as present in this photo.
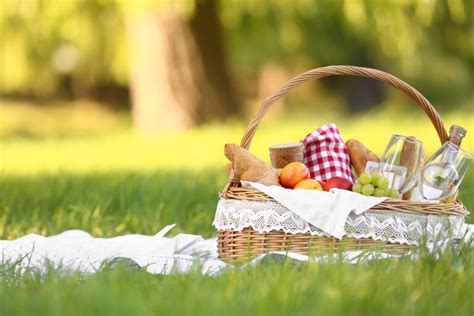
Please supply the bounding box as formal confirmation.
[224,144,280,186]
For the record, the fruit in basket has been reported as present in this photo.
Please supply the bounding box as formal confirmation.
[388,188,400,199]
[370,171,381,183]
[375,176,389,189]
[352,182,362,193]
[323,177,353,191]
[352,171,399,198]
[358,172,372,185]
[279,162,310,189]
[361,184,375,196]
[374,187,385,197]
[294,179,323,190]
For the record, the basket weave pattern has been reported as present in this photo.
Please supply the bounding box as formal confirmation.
[217,65,468,263]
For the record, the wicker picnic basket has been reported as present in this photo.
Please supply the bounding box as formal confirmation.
[215,65,469,263]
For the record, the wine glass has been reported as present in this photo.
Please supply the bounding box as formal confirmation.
[378,134,424,194]
[418,142,472,201]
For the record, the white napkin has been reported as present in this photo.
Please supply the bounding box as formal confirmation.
[242,181,386,239]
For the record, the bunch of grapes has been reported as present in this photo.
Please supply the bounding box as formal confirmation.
[352,172,400,198]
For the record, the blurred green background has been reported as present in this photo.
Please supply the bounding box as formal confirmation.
[0,2,473,315]
[1,0,472,134]
[0,0,473,217]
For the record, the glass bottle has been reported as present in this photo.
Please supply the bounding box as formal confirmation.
[442,125,467,202]
[418,125,471,202]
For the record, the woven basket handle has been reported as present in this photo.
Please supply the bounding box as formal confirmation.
[240,65,448,149]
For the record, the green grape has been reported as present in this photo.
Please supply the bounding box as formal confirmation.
[375,177,389,189]
[361,184,375,196]
[370,172,381,185]
[388,188,400,199]
[374,188,385,197]
[352,183,362,193]
[383,188,391,197]
[358,172,372,185]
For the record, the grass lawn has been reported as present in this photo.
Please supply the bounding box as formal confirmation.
[0,104,473,315]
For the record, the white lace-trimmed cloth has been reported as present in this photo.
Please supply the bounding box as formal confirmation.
[242,181,387,239]
[213,198,466,245]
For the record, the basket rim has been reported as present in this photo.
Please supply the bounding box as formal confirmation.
[219,186,469,217]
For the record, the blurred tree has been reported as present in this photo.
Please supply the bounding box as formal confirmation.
[0,0,129,105]
[127,0,239,132]
[0,0,472,126]
[222,0,473,113]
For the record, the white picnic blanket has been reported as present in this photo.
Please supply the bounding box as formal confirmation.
[1,224,473,276]
[0,225,225,276]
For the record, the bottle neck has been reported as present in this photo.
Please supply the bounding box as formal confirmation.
[448,125,466,147]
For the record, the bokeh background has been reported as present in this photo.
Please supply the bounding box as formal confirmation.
[1,2,474,314]
[0,0,473,237]
[1,0,472,131]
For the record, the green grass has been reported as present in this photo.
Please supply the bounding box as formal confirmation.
[1,102,473,175]
[0,103,473,315]
[0,170,224,239]
[1,247,472,315]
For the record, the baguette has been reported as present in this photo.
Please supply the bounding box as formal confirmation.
[401,138,424,200]
[346,139,379,176]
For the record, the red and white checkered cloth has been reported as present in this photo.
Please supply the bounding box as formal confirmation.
[300,123,355,183]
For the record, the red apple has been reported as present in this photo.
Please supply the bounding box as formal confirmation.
[279,162,310,189]
[294,179,323,190]
[323,177,353,191]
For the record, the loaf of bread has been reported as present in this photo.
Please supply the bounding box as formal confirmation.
[345,139,379,176]
[224,144,280,186]
[400,137,424,200]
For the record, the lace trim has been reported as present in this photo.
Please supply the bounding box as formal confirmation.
[213,199,465,246]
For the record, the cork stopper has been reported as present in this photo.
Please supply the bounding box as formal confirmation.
[448,125,467,146]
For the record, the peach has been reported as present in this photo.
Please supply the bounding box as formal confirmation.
[294,179,323,190]
[323,177,353,191]
[279,162,310,189]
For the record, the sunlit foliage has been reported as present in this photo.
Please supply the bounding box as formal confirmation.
[0,0,472,110]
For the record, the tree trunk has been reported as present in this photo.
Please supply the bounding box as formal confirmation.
[127,1,239,134]
[189,0,239,122]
